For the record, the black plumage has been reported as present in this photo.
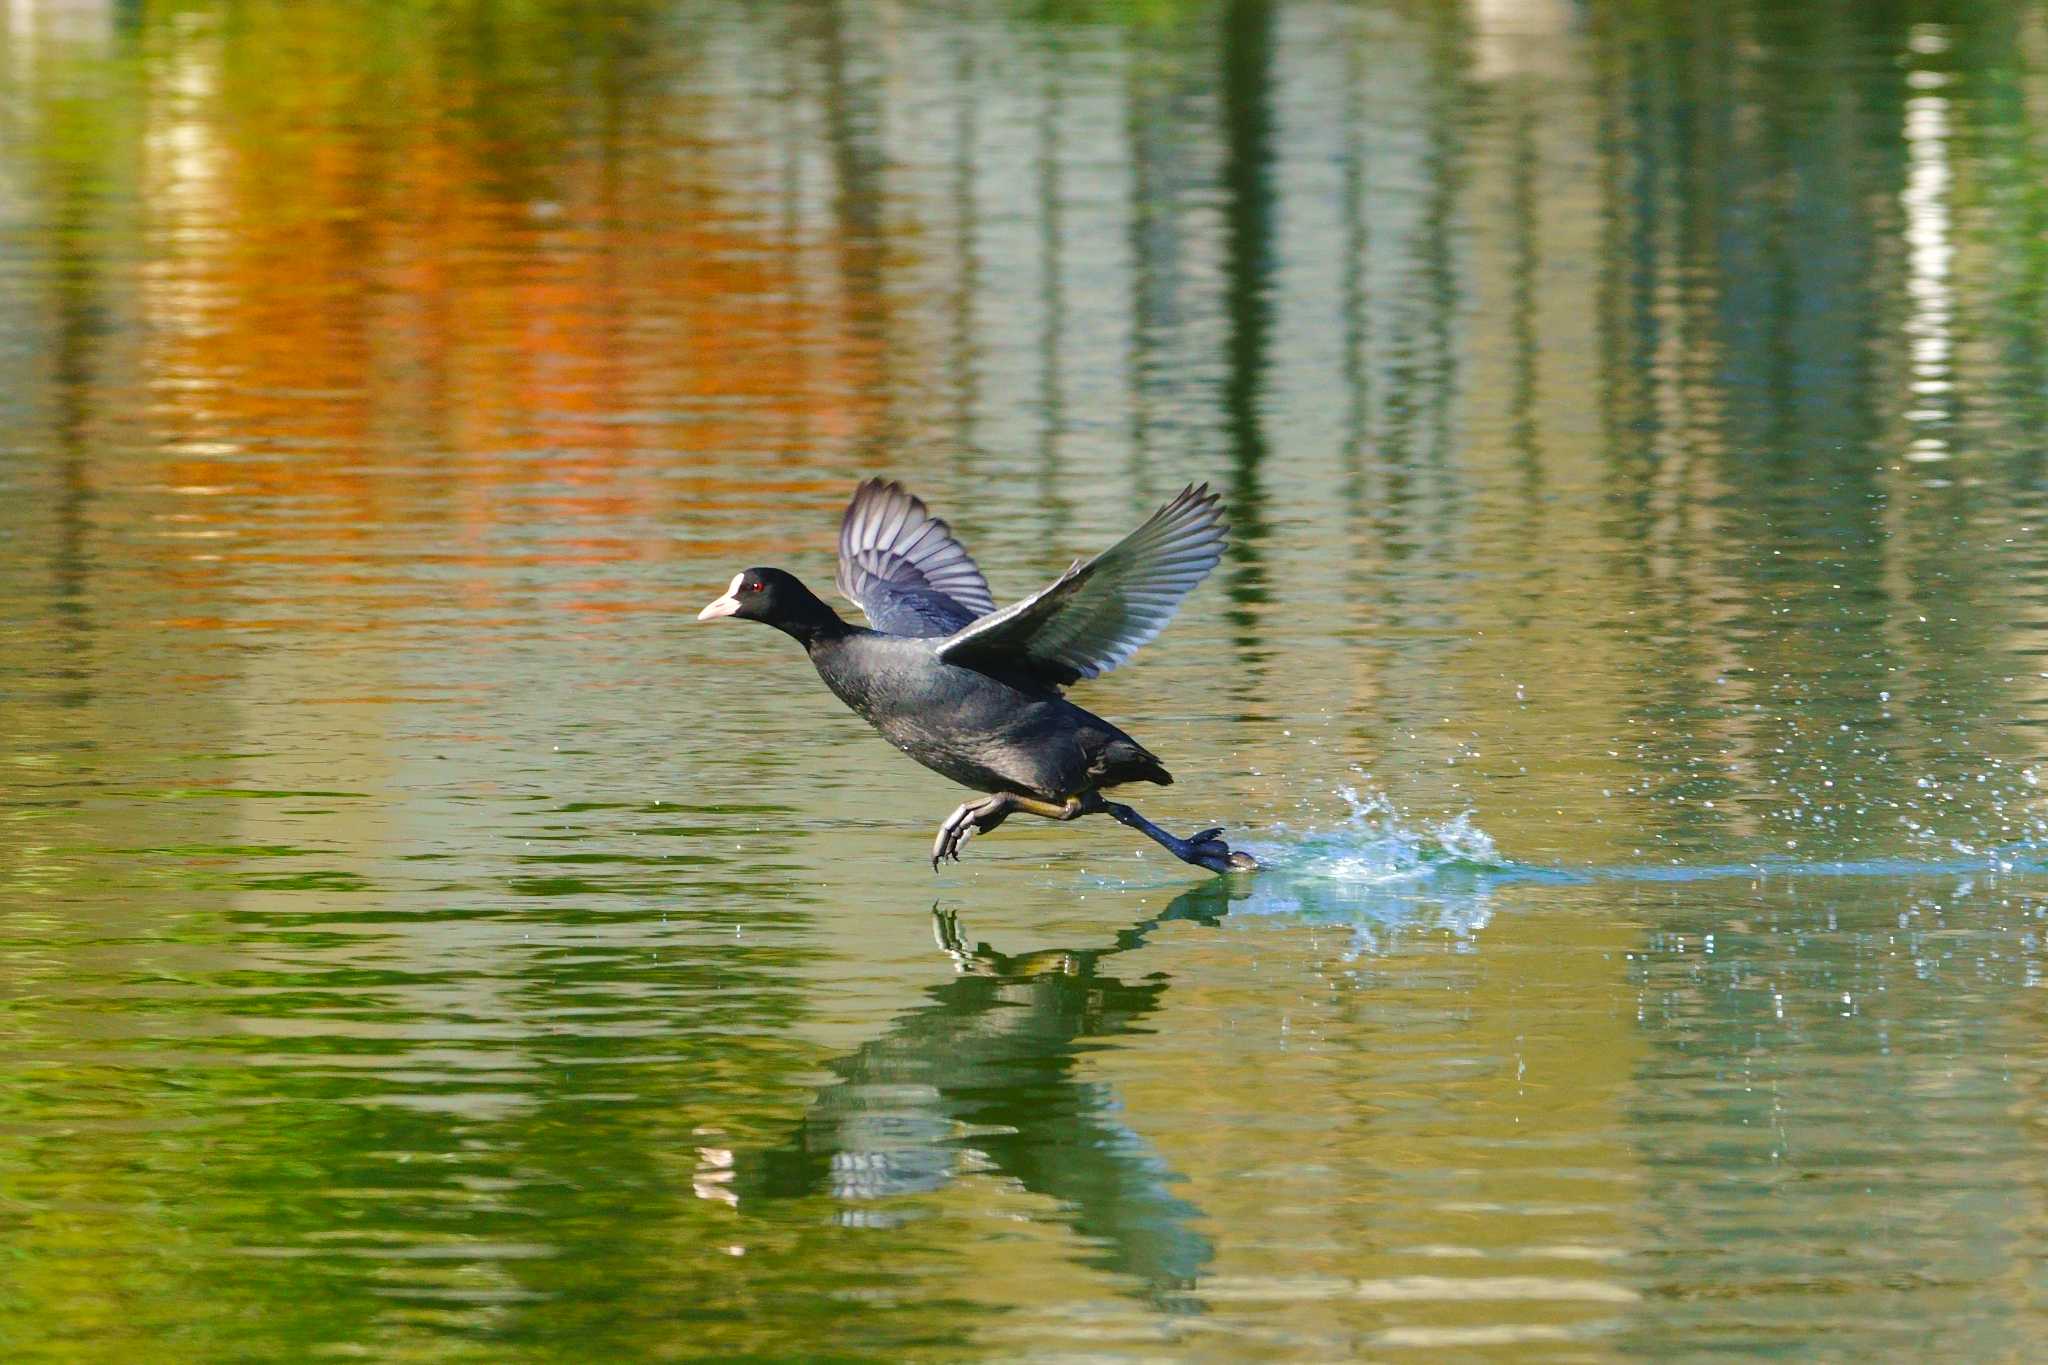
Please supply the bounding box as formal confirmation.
[697,479,1255,874]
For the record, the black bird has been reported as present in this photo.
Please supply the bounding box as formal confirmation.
[696,478,1257,873]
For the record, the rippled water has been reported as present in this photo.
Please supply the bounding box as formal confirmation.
[3,0,2048,1358]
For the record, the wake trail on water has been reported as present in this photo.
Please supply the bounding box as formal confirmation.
[1218,783,2048,949]
[1242,782,2048,888]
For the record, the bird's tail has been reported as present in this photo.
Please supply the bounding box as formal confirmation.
[1096,738,1174,788]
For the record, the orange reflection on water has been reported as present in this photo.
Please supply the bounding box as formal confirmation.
[131,2,896,617]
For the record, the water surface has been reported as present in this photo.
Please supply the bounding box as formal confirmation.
[3,1,2047,1358]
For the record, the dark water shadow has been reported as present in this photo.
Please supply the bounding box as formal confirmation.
[729,881,1251,1311]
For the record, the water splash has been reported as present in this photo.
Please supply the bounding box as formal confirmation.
[1232,786,1514,954]
[1247,784,1508,883]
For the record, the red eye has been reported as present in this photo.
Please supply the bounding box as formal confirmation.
[747,581,764,593]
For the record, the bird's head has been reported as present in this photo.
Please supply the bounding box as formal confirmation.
[697,567,843,641]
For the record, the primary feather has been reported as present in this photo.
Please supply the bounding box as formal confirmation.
[836,479,998,637]
[936,483,1227,687]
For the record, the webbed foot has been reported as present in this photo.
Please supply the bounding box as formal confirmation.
[1188,832,1260,875]
[1102,804,1259,874]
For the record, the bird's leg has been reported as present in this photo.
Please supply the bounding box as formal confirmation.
[932,793,1092,869]
[1010,795,1092,820]
[1099,800,1259,874]
[932,793,1018,868]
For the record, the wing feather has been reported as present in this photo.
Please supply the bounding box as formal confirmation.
[836,479,998,636]
[935,484,1226,685]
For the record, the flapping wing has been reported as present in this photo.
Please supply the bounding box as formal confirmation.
[835,479,998,637]
[936,483,1226,686]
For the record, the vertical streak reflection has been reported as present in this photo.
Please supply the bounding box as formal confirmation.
[1901,24,1955,465]
[1220,0,1273,690]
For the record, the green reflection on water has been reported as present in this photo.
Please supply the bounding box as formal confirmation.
[737,889,1238,1315]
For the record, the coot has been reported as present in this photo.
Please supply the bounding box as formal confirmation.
[697,479,1256,874]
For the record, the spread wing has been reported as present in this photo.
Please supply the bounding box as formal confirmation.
[835,479,998,637]
[936,483,1226,686]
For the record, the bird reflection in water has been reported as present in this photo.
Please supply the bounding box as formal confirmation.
[696,881,1247,1310]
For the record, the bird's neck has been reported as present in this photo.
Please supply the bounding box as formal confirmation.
[774,590,852,649]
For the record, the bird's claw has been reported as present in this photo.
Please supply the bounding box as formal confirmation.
[931,802,994,869]
[1187,831,1258,875]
